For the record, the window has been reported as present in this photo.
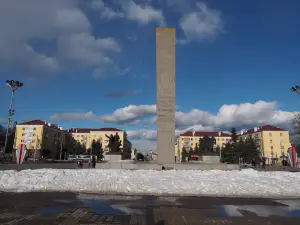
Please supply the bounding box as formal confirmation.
[270,140,272,143]
[22,133,25,136]
[32,140,35,143]
[222,138,224,141]
[22,128,25,130]
[270,146,273,150]
[269,133,272,137]
[280,133,283,137]
[33,128,36,130]
[281,146,284,150]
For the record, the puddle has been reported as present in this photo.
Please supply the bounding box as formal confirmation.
[36,206,65,215]
[54,199,74,204]
[79,198,126,215]
[211,204,300,218]
[76,194,145,215]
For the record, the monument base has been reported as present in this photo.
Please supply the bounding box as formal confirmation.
[96,161,162,170]
[104,153,122,162]
[96,161,240,171]
[199,155,220,163]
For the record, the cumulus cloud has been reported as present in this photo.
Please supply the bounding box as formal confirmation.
[0,0,121,76]
[100,105,156,123]
[88,0,125,20]
[178,2,223,44]
[50,104,156,124]
[51,100,296,133]
[0,118,7,123]
[118,0,165,25]
[50,100,297,151]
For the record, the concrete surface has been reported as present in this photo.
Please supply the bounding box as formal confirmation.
[0,162,77,171]
[156,27,176,165]
[163,163,240,170]
[104,154,122,162]
[96,162,162,170]
[0,192,299,224]
[96,162,240,171]
[201,155,220,163]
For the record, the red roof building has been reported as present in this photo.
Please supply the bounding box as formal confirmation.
[180,131,231,137]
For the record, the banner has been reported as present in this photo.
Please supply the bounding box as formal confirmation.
[16,144,27,164]
[287,147,297,167]
[22,127,34,148]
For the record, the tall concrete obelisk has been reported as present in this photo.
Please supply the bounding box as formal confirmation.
[156,28,176,164]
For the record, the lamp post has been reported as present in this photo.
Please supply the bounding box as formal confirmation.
[4,80,24,154]
[291,86,300,96]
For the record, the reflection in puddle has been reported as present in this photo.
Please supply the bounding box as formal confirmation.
[77,195,144,215]
[36,206,65,215]
[54,199,74,204]
[80,198,125,215]
[212,203,300,218]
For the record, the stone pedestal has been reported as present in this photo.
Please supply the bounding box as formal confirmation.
[200,155,220,163]
[104,154,122,162]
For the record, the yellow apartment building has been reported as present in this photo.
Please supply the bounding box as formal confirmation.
[14,120,66,158]
[68,128,124,153]
[175,131,231,161]
[240,125,291,162]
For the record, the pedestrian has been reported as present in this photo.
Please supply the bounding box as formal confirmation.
[88,157,91,167]
[262,157,266,169]
[92,155,96,168]
[251,158,256,168]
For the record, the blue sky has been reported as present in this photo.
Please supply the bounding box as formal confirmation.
[0,0,300,150]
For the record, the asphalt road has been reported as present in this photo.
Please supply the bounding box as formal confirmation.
[0,192,299,224]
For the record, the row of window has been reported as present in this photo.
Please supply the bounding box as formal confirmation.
[22,128,36,131]
[181,137,230,142]
[270,146,285,150]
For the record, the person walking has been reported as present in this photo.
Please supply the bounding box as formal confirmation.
[91,155,96,168]
[262,157,266,169]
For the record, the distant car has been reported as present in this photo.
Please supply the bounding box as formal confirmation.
[68,154,90,162]
[136,153,145,161]
[78,155,90,162]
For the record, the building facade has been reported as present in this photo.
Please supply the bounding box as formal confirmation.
[240,125,291,161]
[14,120,66,158]
[68,128,124,153]
[176,131,231,161]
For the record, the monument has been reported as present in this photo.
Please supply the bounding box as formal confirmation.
[104,132,122,161]
[156,27,176,164]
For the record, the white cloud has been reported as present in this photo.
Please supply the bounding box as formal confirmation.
[50,112,95,121]
[0,0,121,76]
[50,100,297,151]
[101,105,156,123]
[121,0,165,25]
[88,0,124,20]
[50,104,156,124]
[51,100,296,133]
[179,2,223,44]
[0,118,7,123]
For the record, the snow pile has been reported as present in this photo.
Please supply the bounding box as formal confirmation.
[0,169,300,197]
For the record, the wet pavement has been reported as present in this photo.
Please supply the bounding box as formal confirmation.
[0,192,300,224]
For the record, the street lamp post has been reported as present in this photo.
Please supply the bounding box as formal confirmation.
[291,86,300,96]
[4,80,24,154]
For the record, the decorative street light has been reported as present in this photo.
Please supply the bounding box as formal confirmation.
[291,86,300,96]
[3,80,24,154]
